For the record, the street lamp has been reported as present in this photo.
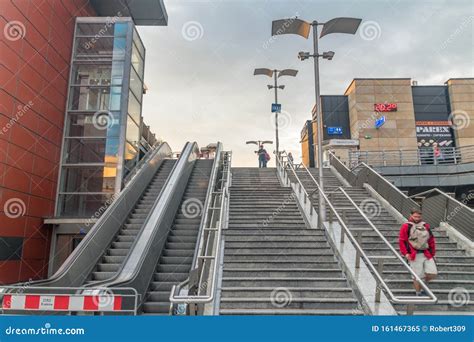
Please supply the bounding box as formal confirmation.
[271,17,362,222]
[246,140,273,147]
[253,68,298,157]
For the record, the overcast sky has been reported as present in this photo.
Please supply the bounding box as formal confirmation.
[137,0,473,166]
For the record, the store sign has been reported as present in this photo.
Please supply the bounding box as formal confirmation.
[416,121,454,147]
[327,127,343,135]
[374,103,397,112]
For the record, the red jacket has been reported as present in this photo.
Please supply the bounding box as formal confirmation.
[399,219,436,260]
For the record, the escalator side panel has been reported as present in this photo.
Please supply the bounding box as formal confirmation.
[105,142,200,298]
[21,143,172,288]
[85,160,176,285]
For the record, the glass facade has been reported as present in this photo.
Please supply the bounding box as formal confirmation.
[57,18,146,217]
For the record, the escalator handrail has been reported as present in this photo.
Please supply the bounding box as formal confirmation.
[83,143,190,288]
[3,142,172,290]
[93,142,200,294]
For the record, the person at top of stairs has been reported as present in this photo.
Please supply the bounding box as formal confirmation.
[399,209,438,296]
[255,145,269,168]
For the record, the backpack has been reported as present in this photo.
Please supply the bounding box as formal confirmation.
[265,152,271,161]
[407,221,430,250]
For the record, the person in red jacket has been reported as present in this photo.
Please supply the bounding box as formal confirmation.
[399,209,437,296]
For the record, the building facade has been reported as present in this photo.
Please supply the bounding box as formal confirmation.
[0,0,167,284]
[301,78,474,167]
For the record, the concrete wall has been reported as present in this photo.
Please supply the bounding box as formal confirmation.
[447,78,474,148]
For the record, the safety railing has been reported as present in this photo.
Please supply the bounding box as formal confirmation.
[411,189,474,241]
[348,145,474,167]
[277,152,437,315]
[169,150,232,315]
[329,151,420,219]
[0,286,139,315]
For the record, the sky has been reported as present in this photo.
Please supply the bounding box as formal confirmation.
[137,0,473,166]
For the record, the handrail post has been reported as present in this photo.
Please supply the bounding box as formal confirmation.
[328,192,333,223]
[406,304,415,316]
[355,231,362,268]
[340,210,346,243]
[375,258,384,302]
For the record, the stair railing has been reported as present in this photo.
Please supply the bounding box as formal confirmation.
[410,188,474,241]
[169,150,232,315]
[329,151,420,218]
[276,152,437,315]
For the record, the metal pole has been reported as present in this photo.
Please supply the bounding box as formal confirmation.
[312,21,326,221]
[274,70,280,158]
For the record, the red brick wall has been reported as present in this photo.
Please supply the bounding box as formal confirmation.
[0,0,96,284]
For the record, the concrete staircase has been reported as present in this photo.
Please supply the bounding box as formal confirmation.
[141,159,214,315]
[218,167,363,315]
[86,159,176,284]
[297,167,474,315]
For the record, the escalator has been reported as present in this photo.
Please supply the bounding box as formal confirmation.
[86,160,176,283]
[85,142,221,315]
[141,159,213,314]
[0,143,175,307]
[1,142,221,315]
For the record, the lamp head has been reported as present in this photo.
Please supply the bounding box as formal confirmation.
[322,51,335,60]
[298,51,310,61]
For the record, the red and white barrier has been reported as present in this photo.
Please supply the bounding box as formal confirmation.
[2,294,122,312]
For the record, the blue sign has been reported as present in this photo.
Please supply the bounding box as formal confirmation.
[375,116,386,129]
[327,127,343,135]
[271,103,281,112]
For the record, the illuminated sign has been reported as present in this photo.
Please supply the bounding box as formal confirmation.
[375,116,386,129]
[374,103,397,112]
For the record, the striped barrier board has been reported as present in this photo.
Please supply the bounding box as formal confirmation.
[2,294,122,312]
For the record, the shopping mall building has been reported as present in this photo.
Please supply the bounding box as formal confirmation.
[0,0,167,283]
[301,78,474,200]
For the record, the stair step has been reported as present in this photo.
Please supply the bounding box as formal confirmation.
[219,308,364,315]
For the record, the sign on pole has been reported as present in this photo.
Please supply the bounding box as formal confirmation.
[271,103,281,112]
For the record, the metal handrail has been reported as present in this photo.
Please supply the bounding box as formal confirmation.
[191,142,224,269]
[277,152,437,313]
[337,188,436,300]
[329,151,420,218]
[410,188,474,213]
[348,145,474,167]
[169,151,232,310]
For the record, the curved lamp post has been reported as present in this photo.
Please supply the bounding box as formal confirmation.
[271,17,362,222]
[253,68,298,157]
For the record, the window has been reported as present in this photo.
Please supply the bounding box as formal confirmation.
[131,43,144,79]
[126,115,140,147]
[129,67,143,99]
[128,91,141,124]
[61,166,117,193]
